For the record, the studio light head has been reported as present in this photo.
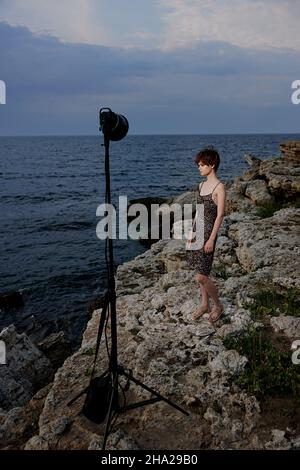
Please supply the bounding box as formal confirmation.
[99,107,129,141]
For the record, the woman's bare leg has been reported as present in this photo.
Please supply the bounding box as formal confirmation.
[198,274,222,307]
[192,274,210,320]
[199,280,210,307]
[198,274,224,321]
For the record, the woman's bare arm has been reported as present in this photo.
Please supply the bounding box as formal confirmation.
[209,183,226,241]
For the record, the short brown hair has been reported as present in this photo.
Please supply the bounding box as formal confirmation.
[195,147,220,173]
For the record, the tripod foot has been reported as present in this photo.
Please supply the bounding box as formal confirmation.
[121,368,189,416]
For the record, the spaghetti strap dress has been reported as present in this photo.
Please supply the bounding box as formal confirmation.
[186,180,221,276]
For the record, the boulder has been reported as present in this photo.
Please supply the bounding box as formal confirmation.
[258,157,300,197]
[241,154,262,181]
[0,325,53,410]
[227,208,300,290]
[245,180,274,205]
[37,331,72,369]
[0,383,52,450]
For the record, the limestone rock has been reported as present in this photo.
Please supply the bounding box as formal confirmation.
[208,350,248,378]
[258,157,300,197]
[216,309,253,339]
[38,331,71,369]
[265,429,292,450]
[24,436,50,450]
[280,141,300,162]
[270,315,300,340]
[244,154,262,168]
[106,430,140,450]
[245,180,274,205]
[0,383,51,450]
[116,245,167,296]
[0,325,53,410]
[160,239,190,272]
[292,435,300,449]
[227,208,300,289]
[225,180,256,214]
[241,154,262,181]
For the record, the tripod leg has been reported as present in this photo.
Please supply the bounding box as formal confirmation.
[102,373,119,450]
[121,370,189,416]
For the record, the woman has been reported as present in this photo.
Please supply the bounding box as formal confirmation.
[186,147,226,323]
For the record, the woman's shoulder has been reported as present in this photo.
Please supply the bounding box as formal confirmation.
[213,181,226,198]
[199,179,225,193]
[216,180,225,190]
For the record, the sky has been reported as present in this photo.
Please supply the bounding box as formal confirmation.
[0,0,300,135]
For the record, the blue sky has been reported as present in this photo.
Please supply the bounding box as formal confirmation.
[0,0,300,135]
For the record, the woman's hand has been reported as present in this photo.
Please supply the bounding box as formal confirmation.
[204,238,215,253]
[186,235,192,249]
[186,230,194,249]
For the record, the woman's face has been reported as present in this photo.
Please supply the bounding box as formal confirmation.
[198,161,214,175]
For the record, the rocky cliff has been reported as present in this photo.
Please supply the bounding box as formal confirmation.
[1,141,300,450]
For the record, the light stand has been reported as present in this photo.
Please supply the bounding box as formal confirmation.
[74,108,189,450]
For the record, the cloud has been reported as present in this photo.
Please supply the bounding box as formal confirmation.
[0,21,300,134]
[1,0,299,53]
[0,0,162,49]
[157,0,300,51]
[0,0,113,45]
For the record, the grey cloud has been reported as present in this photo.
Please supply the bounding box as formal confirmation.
[2,21,299,93]
[1,21,300,134]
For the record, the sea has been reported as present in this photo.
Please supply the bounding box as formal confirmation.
[1,134,299,348]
